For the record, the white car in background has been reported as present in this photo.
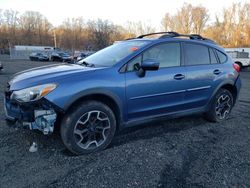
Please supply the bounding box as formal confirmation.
[226,50,250,69]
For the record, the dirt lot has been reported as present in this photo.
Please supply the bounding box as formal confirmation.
[0,59,250,188]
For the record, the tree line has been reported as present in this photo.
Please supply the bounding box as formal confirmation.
[0,2,249,53]
[162,3,250,48]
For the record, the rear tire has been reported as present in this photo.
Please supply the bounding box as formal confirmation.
[60,100,116,155]
[205,89,234,122]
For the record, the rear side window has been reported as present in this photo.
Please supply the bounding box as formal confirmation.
[216,50,227,63]
[184,43,210,65]
[209,48,218,64]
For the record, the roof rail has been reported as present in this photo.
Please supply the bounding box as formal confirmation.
[137,31,179,38]
[129,31,216,44]
[159,32,216,44]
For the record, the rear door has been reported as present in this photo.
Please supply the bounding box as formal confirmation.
[183,42,222,109]
[125,42,187,121]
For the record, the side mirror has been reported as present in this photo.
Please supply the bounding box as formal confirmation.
[141,59,160,71]
[137,59,159,77]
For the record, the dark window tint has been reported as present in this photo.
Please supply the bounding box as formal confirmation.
[209,48,218,64]
[143,43,180,68]
[216,50,227,63]
[184,43,210,65]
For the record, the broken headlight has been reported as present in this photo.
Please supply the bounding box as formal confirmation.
[11,83,57,102]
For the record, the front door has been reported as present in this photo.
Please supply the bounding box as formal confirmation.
[125,42,187,121]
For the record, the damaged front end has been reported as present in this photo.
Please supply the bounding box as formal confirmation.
[4,84,61,135]
[23,109,57,135]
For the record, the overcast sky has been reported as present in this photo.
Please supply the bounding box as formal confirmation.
[1,0,249,29]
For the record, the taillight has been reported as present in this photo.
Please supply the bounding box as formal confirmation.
[233,63,240,72]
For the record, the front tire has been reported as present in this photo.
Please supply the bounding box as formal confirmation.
[205,89,234,122]
[60,101,116,155]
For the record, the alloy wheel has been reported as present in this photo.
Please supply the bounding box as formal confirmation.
[215,94,232,119]
[73,110,111,150]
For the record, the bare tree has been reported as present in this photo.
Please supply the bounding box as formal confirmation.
[178,3,193,34]
[191,6,209,34]
[19,11,52,45]
[205,3,250,47]
[57,17,88,52]
[125,21,155,36]
[162,4,209,34]
[0,9,19,48]
[87,19,116,50]
[161,13,176,32]
[0,2,250,52]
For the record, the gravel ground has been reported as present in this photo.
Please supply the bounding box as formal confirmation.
[0,59,249,188]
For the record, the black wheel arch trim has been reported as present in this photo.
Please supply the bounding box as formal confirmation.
[206,80,237,111]
[63,89,124,129]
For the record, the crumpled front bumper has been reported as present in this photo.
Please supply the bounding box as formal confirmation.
[4,90,61,135]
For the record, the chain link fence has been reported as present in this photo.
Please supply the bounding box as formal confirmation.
[10,48,54,60]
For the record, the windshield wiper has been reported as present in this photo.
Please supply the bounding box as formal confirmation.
[79,61,95,67]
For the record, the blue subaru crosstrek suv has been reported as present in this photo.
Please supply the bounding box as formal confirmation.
[4,32,241,155]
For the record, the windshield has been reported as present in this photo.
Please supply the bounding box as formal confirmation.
[77,41,149,67]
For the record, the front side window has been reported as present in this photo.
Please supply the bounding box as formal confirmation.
[143,43,181,68]
[127,42,181,71]
[184,43,210,65]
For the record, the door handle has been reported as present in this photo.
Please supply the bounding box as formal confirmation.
[174,74,185,80]
[213,69,221,75]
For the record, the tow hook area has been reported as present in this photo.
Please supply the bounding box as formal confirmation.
[23,110,57,135]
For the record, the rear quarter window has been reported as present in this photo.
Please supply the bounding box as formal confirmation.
[209,48,218,64]
[216,50,227,63]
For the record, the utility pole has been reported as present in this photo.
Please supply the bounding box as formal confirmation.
[53,29,57,48]
[8,39,12,59]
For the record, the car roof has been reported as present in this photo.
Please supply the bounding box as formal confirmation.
[128,38,223,51]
